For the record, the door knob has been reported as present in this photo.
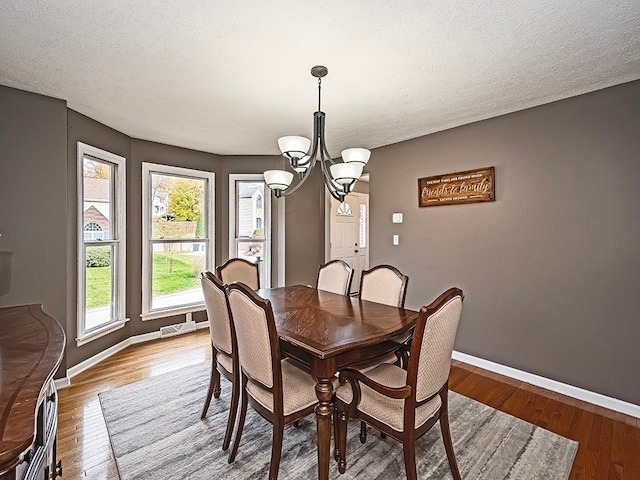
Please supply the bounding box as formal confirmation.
[354,249,359,253]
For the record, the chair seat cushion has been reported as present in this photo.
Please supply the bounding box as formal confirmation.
[246,358,318,416]
[353,351,399,373]
[217,351,233,373]
[335,363,441,432]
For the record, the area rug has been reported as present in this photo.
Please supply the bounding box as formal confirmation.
[99,362,577,479]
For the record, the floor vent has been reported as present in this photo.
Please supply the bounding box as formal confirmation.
[160,321,197,338]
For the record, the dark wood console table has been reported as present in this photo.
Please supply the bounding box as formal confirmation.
[0,305,65,480]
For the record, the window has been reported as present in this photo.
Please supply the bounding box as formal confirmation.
[77,143,127,345]
[83,222,104,241]
[142,163,214,318]
[229,175,271,288]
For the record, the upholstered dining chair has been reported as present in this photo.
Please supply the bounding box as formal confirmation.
[227,282,319,479]
[200,271,239,451]
[316,259,354,296]
[216,257,260,290]
[358,264,408,308]
[353,264,410,373]
[333,287,464,480]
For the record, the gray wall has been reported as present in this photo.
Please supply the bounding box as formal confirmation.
[1,85,325,369]
[0,86,68,373]
[284,167,326,285]
[368,80,640,405]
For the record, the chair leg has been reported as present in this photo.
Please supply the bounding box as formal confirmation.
[333,406,340,462]
[402,440,417,480]
[222,372,240,451]
[440,408,461,480]
[201,355,220,418]
[359,421,367,443]
[337,408,348,474]
[228,381,248,464]
[269,422,284,480]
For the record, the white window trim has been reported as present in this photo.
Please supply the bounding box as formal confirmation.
[141,163,215,320]
[228,174,272,288]
[77,142,128,345]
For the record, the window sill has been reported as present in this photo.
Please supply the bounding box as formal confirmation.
[140,304,206,321]
[76,318,129,347]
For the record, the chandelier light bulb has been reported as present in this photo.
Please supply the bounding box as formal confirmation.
[278,136,311,159]
[330,163,363,185]
[341,148,371,166]
[264,170,294,191]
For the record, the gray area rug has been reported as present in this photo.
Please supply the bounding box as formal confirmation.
[99,362,577,479]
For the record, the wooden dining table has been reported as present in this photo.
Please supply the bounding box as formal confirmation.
[257,285,419,480]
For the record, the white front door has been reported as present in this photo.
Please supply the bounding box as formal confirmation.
[330,192,369,293]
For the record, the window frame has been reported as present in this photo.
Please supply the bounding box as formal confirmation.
[76,142,128,346]
[228,174,272,288]
[141,163,215,320]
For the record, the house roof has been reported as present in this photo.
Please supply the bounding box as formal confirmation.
[1,1,639,157]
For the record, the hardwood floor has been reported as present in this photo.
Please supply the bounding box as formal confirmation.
[57,328,640,479]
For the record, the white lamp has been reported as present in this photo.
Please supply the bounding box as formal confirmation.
[264,170,294,197]
[341,148,371,166]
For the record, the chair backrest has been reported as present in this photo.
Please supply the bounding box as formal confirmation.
[216,258,260,290]
[201,271,233,355]
[359,264,408,308]
[408,287,464,403]
[227,282,280,390]
[316,260,354,296]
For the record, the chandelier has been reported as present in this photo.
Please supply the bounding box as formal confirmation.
[264,66,370,202]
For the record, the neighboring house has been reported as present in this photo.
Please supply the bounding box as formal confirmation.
[237,184,264,237]
[153,191,168,218]
[83,176,110,240]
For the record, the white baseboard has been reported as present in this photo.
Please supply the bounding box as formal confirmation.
[56,323,209,389]
[65,337,133,382]
[453,350,640,419]
[53,376,70,390]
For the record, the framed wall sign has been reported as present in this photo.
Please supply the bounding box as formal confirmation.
[418,166,495,207]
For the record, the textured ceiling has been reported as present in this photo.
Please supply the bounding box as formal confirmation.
[1,1,639,157]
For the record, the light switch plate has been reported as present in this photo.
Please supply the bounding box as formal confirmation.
[393,234,399,245]
[392,213,403,223]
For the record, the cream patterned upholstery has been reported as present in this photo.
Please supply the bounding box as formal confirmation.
[355,352,399,373]
[228,287,274,388]
[217,258,260,290]
[201,274,233,355]
[416,296,463,402]
[246,358,318,415]
[216,351,233,373]
[336,363,442,431]
[359,265,408,308]
[317,260,353,296]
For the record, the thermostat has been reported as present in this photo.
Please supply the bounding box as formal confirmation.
[392,213,403,223]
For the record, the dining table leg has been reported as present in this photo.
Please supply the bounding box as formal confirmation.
[314,376,334,480]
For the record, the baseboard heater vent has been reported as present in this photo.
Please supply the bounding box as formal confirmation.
[160,321,197,338]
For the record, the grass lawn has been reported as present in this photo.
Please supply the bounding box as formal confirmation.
[86,252,200,308]
[152,252,201,295]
